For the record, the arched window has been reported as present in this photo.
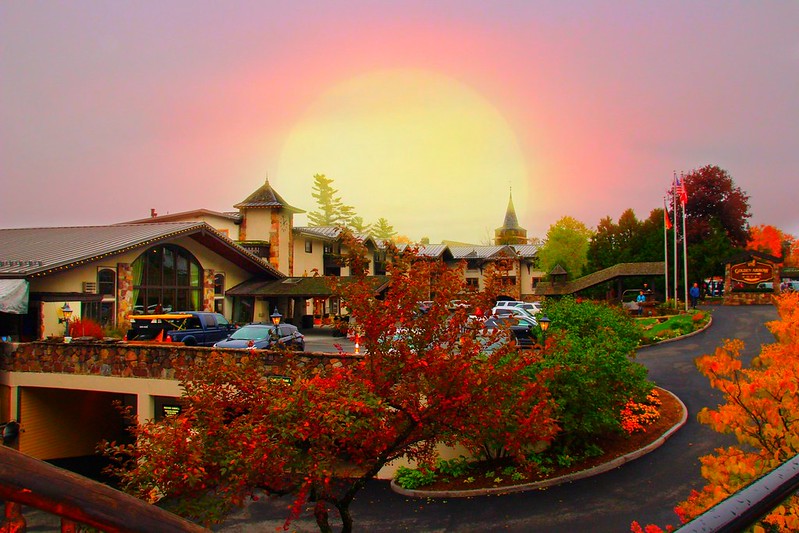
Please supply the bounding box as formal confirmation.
[132,245,202,313]
[98,268,116,297]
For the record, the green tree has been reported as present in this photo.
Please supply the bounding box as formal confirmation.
[307,174,355,227]
[348,216,371,234]
[635,208,668,263]
[524,297,650,454]
[539,216,593,279]
[371,217,397,241]
[587,216,618,272]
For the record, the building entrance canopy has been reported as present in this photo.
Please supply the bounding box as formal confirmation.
[0,279,29,314]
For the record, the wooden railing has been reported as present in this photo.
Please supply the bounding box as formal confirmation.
[678,453,799,532]
[0,446,207,532]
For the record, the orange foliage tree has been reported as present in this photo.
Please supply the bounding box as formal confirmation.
[747,224,798,266]
[105,233,558,532]
[633,292,799,532]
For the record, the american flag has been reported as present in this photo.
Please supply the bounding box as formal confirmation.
[675,176,688,206]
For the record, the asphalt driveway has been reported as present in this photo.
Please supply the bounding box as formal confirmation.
[217,304,780,532]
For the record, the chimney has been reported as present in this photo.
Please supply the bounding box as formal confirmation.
[150,208,158,218]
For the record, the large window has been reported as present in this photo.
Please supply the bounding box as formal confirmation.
[132,245,202,313]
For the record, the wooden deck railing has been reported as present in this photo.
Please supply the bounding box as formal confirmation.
[0,446,207,532]
[678,453,799,532]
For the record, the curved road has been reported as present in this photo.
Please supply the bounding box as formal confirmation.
[218,305,779,532]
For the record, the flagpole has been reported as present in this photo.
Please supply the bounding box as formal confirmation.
[663,197,670,306]
[673,172,678,308]
[681,173,689,312]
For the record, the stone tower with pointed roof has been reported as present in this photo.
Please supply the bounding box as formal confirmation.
[235,177,304,274]
[494,189,528,245]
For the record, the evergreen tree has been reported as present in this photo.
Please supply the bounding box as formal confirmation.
[348,216,371,234]
[307,174,355,227]
[371,217,398,241]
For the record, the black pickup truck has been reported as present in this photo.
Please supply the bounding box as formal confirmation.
[126,311,236,346]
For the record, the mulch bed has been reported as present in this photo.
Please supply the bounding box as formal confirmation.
[417,388,684,492]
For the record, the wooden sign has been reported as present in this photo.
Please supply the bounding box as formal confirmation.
[730,259,774,285]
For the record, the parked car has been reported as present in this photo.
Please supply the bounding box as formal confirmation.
[495,300,542,315]
[482,316,539,349]
[494,300,524,308]
[126,311,235,346]
[448,299,471,310]
[491,306,537,321]
[213,323,305,351]
[514,302,542,315]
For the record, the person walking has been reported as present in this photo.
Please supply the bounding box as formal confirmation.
[689,282,701,309]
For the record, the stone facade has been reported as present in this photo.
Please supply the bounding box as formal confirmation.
[117,263,134,328]
[203,269,215,312]
[2,341,361,381]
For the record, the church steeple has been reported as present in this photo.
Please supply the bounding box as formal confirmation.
[494,187,528,245]
[502,188,522,230]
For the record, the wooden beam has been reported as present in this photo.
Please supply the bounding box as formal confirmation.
[0,446,207,533]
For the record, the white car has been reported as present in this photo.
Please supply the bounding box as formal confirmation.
[491,306,537,322]
[494,300,542,315]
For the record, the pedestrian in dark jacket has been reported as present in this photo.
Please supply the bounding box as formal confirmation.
[689,282,700,309]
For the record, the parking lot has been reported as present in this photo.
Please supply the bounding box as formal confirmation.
[302,327,357,353]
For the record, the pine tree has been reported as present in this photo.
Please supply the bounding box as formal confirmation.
[349,216,371,234]
[307,174,355,227]
[371,217,397,241]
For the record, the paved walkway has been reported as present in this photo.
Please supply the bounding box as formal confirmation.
[216,304,779,532]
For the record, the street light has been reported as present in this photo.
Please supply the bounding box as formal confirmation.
[58,302,73,339]
[538,315,551,346]
[270,307,282,337]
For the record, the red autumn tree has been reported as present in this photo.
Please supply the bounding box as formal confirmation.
[747,224,798,265]
[106,233,558,532]
[632,292,799,532]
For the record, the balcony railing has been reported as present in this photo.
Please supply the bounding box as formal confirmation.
[0,445,207,532]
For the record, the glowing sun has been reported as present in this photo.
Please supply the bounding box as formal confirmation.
[277,69,528,243]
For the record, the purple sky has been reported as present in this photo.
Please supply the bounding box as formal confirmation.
[2,2,798,243]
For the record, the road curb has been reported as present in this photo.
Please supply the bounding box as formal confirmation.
[390,387,688,499]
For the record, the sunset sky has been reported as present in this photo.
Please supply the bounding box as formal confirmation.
[2,2,798,244]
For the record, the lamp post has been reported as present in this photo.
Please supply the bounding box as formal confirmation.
[538,315,551,347]
[270,307,282,338]
[58,302,73,340]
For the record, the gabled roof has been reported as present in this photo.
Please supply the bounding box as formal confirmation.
[293,226,375,247]
[511,244,540,258]
[120,208,242,225]
[449,245,519,260]
[396,243,452,259]
[723,249,782,264]
[227,275,390,298]
[0,222,283,279]
[234,178,304,213]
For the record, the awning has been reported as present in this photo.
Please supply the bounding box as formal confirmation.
[0,279,29,314]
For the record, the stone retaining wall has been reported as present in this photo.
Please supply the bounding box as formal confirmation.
[1,341,362,381]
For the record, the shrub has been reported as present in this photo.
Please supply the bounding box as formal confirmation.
[394,466,437,490]
[524,297,652,453]
[68,317,104,339]
[436,456,472,478]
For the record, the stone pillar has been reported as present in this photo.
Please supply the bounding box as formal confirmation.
[117,263,133,329]
[203,269,215,312]
[270,212,281,271]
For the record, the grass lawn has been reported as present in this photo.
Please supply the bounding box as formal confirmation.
[637,310,710,345]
